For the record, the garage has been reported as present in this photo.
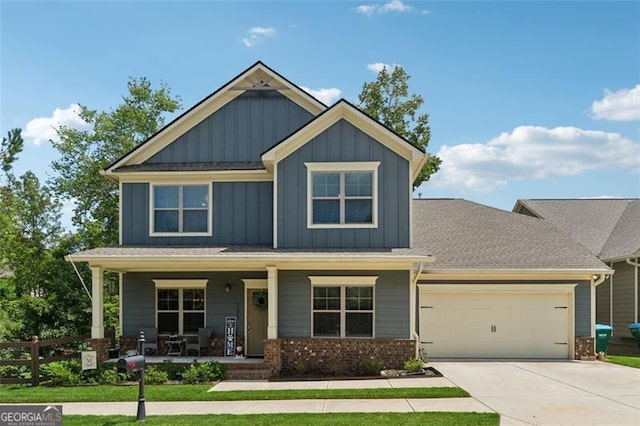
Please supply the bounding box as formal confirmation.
[418,284,575,359]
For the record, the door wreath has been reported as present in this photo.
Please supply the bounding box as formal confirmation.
[252,291,268,310]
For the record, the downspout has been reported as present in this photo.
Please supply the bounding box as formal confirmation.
[590,274,607,340]
[411,262,424,358]
[626,257,640,323]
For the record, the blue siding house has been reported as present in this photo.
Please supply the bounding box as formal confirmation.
[70,62,610,372]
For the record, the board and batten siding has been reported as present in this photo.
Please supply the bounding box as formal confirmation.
[277,270,410,339]
[121,271,267,337]
[121,181,273,245]
[277,119,410,249]
[146,91,314,164]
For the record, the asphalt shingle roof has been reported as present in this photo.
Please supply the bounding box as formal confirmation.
[515,199,640,260]
[413,199,608,271]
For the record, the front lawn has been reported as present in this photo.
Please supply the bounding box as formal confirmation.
[0,385,468,403]
[606,355,640,369]
[63,413,499,425]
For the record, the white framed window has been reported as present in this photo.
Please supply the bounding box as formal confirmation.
[154,280,206,335]
[305,162,379,229]
[150,183,212,236]
[309,276,377,338]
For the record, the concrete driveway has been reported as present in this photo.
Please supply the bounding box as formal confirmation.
[431,361,640,425]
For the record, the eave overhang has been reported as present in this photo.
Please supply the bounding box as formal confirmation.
[419,268,612,282]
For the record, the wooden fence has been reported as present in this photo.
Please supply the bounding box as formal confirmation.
[0,334,89,386]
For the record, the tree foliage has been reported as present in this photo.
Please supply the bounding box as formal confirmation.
[1,128,24,178]
[51,77,181,248]
[358,66,441,188]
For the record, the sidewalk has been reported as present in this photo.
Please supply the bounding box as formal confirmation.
[55,377,494,416]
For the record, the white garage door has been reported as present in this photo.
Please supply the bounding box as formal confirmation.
[419,285,574,359]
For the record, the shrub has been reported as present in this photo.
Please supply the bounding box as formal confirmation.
[361,357,384,375]
[41,360,81,386]
[182,361,226,384]
[144,366,168,385]
[99,367,124,385]
[403,358,424,373]
[154,359,185,381]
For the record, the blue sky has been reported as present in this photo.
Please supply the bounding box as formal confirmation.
[1,0,639,223]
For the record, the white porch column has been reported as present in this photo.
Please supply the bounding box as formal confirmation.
[91,266,104,339]
[590,279,596,338]
[267,266,278,339]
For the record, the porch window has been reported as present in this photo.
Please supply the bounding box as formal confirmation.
[154,280,207,335]
[150,183,211,236]
[305,162,379,228]
[310,276,377,338]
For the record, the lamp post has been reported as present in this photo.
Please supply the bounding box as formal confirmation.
[136,330,146,422]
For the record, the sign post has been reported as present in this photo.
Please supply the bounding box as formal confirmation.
[136,331,146,422]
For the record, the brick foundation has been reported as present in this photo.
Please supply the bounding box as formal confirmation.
[119,335,244,357]
[86,338,110,363]
[575,336,595,360]
[264,338,415,376]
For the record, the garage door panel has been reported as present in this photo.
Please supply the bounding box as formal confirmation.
[419,290,571,359]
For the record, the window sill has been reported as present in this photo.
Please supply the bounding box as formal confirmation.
[150,232,212,237]
[307,224,378,229]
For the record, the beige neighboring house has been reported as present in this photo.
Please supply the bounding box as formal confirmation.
[514,198,640,352]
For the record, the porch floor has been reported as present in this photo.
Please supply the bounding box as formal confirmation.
[107,356,264,365]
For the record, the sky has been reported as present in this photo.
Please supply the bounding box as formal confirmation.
[1,0,639,226]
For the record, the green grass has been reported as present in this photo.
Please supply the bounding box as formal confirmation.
[63,413,499,426]
[0,385,468,403]
[606,355,640,369]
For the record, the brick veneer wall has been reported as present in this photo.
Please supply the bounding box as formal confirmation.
[119,335,244,357]
[265,338,415,375]
[575,336,595,360]
[86,338,110,363]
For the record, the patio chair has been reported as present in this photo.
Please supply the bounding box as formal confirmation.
[140,327,158,355]
[186,327,212,356]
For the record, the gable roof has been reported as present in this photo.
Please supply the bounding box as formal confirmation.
[261,99,427,180]
[513,199,640,260]
[104,61,327,175]
[414,199,610,273]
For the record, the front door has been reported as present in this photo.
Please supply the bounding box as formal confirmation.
[246,289,268,356]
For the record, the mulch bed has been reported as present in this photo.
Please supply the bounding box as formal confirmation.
[270,366,442,382]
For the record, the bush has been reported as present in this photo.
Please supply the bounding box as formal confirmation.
[403,358,424,373]
[99,367,124,385]
[41,360,81,386]
[154,359,185,381]
[182,361,226,384]
[361,357,384,375]
[144,366,168,385]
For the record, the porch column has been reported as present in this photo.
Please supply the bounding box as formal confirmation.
[91,266,104,339]
[590,280,596,338]
[267,266,278,339]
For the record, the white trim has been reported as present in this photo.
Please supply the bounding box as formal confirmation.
[118,180,123,245]
[305,162,380,229]
[90,266,104,339]
[309,276,378,338]
[149,182,213,237]
[267,266,278,339]
[106,62,326,172]
[118,272,123,337]
[610,262,614,330]
[153,279,208,288]
[273,165,278,248]
[418,283,577,293]
[108,169,272,183]
[154,285,207,335]
[242,279,268,289]
[409,171,413,248]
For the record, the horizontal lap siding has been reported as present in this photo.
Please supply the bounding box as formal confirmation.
[596,278,611,325]
[612,261,636,337]
[574,281,591,336]
[122,271,267,337]
[277,119,410,249]
[121,182,272,245]
[147,91,314,163]
[278,270,410,339]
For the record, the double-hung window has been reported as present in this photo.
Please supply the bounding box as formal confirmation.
[306,162,379,228]
[151,183,211,236]
[310,276,376,338]
[154,280,206,335]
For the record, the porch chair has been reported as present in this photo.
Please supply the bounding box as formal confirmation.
[186,327,212,356]
[140,327,158,355]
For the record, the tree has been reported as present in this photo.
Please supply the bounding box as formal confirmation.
[1,128,24,179]
[51,77,181,248]
[358,66,441,188]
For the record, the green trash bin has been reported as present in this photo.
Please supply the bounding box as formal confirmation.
[629,323,640,348]
[595,324,613,354]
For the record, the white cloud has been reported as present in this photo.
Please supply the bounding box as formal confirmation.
[356,1,428,15]
[300,86,342,105]
[591,85,640,121]
[242,26,276,48]
[430,126,640,192]
[23,104,88,146]
[366,62,401,74]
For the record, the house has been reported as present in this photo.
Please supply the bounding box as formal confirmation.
[68,62,610,374]
[514,199,640,353]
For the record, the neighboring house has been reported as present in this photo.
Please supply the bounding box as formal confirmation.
[514,199,640,351]
[68,62,609,373]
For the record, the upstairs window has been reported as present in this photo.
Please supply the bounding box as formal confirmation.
[150,184,211,236]
[306,162,379,228]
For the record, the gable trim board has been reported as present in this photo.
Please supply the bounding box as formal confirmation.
[106,170,273,183]
[419,284,576,359]
[261,100,427,179]
[104,61,327,176]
